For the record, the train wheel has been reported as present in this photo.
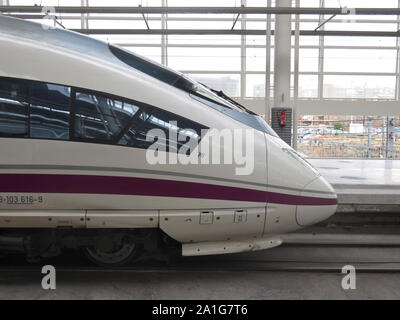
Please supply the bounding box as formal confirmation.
[84,233,141,267]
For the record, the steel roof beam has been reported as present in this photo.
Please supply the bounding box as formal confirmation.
[70,29,400,37]
[1,6,400,15]
[5,14,399,24]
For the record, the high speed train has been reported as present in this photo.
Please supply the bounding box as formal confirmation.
[0,15,337,266]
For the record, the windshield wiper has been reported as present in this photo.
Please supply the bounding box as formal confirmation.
[212,89,256,115]
[199,83,256,115]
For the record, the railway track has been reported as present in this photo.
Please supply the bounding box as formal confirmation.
[0,261,400,273]
[1,233,400,273]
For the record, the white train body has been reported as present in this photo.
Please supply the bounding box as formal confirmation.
[0,16,337,262]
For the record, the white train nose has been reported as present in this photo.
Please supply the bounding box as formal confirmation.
[296,175,338,227]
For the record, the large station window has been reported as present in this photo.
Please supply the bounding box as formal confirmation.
[30,83,71,140]
[74,91,140,142]
[0,78,30,137]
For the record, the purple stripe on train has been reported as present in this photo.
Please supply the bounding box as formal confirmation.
[0,174,338,206]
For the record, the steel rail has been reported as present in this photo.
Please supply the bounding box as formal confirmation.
[1,6,400,15]
[1,262,400,273]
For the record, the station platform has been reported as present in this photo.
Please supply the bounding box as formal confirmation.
[307,159,400,212]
